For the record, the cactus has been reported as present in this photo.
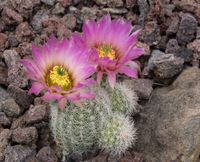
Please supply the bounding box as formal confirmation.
[99,113,137,155]
[107,82,138,115]
[50,85,138,159]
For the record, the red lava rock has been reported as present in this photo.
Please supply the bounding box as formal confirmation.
[11,116,26,129]
[187,39,200,65]
[195,6,200,24]
[61,14,77,30]
[7,85,34,110]
[0,63,8,86]
[4,145,36,162]
[10,0,40,18]
[1,7,23,26]
[0,33,8,52]
[42,16,72,39]
[173,0,198,13]
[12,127,38,145]
[36,146,58,162]
[15,22,34,43]
[166,16,180,35]
[57,0,72,7]
[17,42,32,57]
[24,105,48,125]
[95,0,124,7]
[125,0,137,8]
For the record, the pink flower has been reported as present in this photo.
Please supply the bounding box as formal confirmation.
[73,15,144,88]
[21,37,95,109]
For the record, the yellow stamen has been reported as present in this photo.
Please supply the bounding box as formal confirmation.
[97,44,116,60]
[46,66,73,90]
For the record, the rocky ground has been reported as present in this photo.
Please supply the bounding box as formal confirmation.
[0,0,200,162]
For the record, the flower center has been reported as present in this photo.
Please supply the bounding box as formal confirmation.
[97,44,116,60]
[46,66,73,91]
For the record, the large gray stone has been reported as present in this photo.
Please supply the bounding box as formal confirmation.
[135,67,200,162]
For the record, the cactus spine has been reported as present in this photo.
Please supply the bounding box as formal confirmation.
[50,82,138,158]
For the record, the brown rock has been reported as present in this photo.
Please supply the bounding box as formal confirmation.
[136,41,150,55]
[0,63,8,86]
[17,42,32,57]
[61,14,77,30]
[25,156,40,162]
[4,145,36,162]
[0,112,11,127]
[2,98,22,117]
[135,67,200,162]
[12,127,38,145]
[36,146,58,162]
[3,49,28,88]
[83,152,109,162]
[1,7,23,25]
[166,16,180,35]
[11,116,26,129]
[15,22,34,43]
[124,79,153,100]
[25,105,48,125]
[57,0,72,7]
[0,129,11,161]
[0,33,8,52]
[187,39,200,65]
[165,39,180,54]
[7,85,34,110]
[173,0,198,13]
[10,0,40,18]
[125,0,137,8]
[119,151,144,162]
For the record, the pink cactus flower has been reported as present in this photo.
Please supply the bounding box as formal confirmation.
[73,15,144,88]
[21,37,95,109]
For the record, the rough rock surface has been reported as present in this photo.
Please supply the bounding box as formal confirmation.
[4,145,36,162]
[0,129,11,161]
[36,146,58,162]
[135,67,200,162]
[12,127,38,145]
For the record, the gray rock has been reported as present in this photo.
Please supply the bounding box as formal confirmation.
[0,112,11,127]
[0,129,11,161]
[153,54,184,79]
[124,79,153,100]
[177,13,198,45]
[11,116,26,129]
[2,98,21,117]
[135,67,200,162]
[4,145,36,162]
[176,47,193,63]
[31,10,49,32]
[36,146,58,162]
[12,127,38,145]
[147,50,165,71]
[41,0,55,5]
[24,105,48,125]
[7,85,34,110]
[138,0,149,26]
